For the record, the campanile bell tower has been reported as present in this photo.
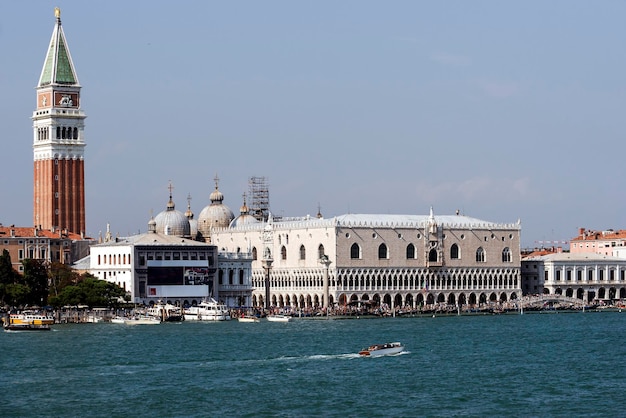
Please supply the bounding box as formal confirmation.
[33,8,86,235]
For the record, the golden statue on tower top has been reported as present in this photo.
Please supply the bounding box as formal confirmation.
[54,7,61,19]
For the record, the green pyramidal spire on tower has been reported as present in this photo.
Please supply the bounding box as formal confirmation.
[38,7,79,86]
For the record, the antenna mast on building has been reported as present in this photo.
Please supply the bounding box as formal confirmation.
[248,176,270,222]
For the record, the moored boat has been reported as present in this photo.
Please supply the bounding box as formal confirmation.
[183,298,231,321]
[238,315,260,323]
[123,315,161,325]
[358,342,404,357]
[266,314,291,322]
[3,312,54,331]
[147,300,184,322]
[86,315,104,323]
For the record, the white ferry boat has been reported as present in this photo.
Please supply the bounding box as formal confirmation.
[183,298,231,321]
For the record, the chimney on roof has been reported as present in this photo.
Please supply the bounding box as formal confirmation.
[579,227,585,236]
[10,229,15,238]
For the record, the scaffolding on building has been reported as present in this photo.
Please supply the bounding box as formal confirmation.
[248,176,270,222]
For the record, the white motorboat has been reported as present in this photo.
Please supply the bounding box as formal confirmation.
[358,342,404,357]
[266,314,291,322]
[147,301,183,322]
[123,315,161,325]
[86,315,104,323]
[110,316,126,324]
[183,298,231,321]
[238,315,260,323]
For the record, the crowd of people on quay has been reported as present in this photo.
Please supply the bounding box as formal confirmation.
[246,294,626,318]
[5,294,624,325]
[236,301,523,318]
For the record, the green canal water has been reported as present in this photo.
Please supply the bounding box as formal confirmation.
[2,312,625,417]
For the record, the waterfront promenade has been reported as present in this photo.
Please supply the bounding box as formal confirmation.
[1,293,616,326]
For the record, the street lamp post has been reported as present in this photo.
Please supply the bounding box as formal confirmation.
[319,254,332,312]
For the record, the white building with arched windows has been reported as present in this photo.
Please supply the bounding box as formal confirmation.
[521,252,626,302]
[210,207,522,311]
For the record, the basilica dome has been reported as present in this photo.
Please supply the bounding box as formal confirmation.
[198,178,234,236]
[229,195,259,228]
[154,194,191,237]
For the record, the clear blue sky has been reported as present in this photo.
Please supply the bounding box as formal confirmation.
[1,1,625,247]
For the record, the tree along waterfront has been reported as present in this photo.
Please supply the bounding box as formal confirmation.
[0,249,127,311]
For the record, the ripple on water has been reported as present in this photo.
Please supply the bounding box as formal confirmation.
[2,313,626,417]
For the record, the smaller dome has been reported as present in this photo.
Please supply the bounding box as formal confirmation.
[210,188,224,203]
[230,215,259,228]
[184,193,195,219]
[230,193,260,227]
[148,216,157,233]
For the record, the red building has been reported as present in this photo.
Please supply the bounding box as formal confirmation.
[32,8,86,235]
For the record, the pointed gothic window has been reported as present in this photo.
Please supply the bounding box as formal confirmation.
[502,247,511,262]
[428,248,438,262]
[299,245,306,260]
[450,244,460,259]
[378,243,388,259]
[350,243,361,259]
[476,247,485,262]
[406,243,416,259]
[318,244,325,260]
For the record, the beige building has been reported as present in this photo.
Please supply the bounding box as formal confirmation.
[210,207,522,310]
[0,225,92,273]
